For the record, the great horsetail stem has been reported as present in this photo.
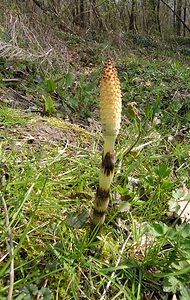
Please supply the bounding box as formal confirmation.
[91,58,122,226]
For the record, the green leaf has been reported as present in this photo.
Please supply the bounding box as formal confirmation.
[28,284,38,295]
[166,227,177,239]
[152,96,160,117]
[43,95,56,114]
[65,71,73,87]
[70,98,79,108]
[22,287,30,295]
[163,276,182,293]
[148,222,168,237]
[168,197,180,213]
[66,209,89,228]
[38,288,52,300]
[40,288,52,300]
[146,97,160,121]
[15,295,25,300]
[85,82,93,92]
[146,102,153,120]
[173,189,185,200]
[155,163,170,179]
[46,79,57,93]
[180,224,190,238]
[23,296,32,300]
[180,288,190,300]
[145,175,154,186]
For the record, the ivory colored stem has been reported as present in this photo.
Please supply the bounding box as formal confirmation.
[103,135,116,157]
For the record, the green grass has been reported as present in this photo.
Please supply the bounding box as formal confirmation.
[0,105,29,127]
[0,50,190,300]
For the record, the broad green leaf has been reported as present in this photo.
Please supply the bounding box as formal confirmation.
[43,95,56,114]
[163,276,182,293]
[148,222,168,237]
[155,163,170,179]
[46,79,56,93]
[38,288,52,300]
[180,288,190,300]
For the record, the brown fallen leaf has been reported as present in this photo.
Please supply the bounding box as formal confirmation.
[167,184,190,223]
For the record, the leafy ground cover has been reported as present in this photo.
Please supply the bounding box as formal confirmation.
[0,33,190,300]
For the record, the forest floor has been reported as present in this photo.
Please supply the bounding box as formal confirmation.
[0,17,190,300]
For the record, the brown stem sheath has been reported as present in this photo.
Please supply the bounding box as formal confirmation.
[91,151,116,225]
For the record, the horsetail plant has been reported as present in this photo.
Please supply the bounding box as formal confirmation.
[91,58,122,227]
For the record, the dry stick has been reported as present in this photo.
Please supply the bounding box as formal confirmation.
[2,78,22,83]
[100,233,132,300]
[2,195,14,300]
[0,253,9,263]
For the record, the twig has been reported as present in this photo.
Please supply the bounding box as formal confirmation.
[2,78,22,82]
[174,94,190,98]
[0,253,9,263]
[1,194,14,300]
[100,233,131,300]
[131,140,154,153]
[27,221,50,234]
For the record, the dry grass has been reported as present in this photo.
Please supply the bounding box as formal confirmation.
[0,1,70,73]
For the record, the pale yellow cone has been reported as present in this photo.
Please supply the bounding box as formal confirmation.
[100,58,122,156]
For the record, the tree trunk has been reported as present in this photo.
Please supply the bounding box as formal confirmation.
[156,0,161,33]
[173,0,176,33]
[148,0,161,33]
[129,0,136,32]
[89,0,107,32]
[183,1,187,36]
[79,0,85,28]
[176,0,182,35]
[142,0,148,33]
